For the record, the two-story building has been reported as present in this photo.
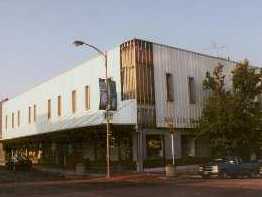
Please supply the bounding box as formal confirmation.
[0,39,236,171]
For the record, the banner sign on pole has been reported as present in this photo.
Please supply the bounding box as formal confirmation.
[99,78,117,111]
[99,78,108,110]
[108,79,117,111]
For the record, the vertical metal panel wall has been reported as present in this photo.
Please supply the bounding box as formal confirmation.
[134,40,156,128]
[120,41,136,100]
[120,39,156,129]
[153,43,236,129]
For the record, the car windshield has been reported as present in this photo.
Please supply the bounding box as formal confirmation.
[209,159,239,165]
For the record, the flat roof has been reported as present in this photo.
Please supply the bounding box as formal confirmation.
[129,38,239,65]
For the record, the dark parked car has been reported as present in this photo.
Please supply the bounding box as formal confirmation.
[6,155,32,171]
[199,158,262,178]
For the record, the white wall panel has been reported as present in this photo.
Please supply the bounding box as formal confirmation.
[2,47,137,140]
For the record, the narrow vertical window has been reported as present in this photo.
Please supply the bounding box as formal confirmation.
[5,115,8,130]
[72,90,76,113]
[12,113,14,128]
[166,73,174,102]
[188,76,196,104]
[85,86,90,110]
[28,106,31,123]
[34,105,37,122]
[48,99,51,119]
[17,111,20,127]
[57,96,62,116]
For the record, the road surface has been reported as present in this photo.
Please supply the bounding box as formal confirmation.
[0,177,262,197]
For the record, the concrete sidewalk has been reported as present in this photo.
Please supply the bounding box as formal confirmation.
[35,164,199,178]
[144,165,199,175]
[0,165,204,190]
[0,173,163,188]
[35,166,103,177]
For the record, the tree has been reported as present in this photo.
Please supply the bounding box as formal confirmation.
[197,60,262,159]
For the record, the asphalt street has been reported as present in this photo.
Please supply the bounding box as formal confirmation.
[0,177,262,197]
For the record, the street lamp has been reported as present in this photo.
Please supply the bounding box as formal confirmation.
[73,40,111,178]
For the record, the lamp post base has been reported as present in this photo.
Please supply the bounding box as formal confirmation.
[166,165,176,177]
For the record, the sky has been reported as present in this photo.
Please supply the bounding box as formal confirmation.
[0,0,262,98]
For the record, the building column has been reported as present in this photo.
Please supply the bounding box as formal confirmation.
[136,127,144,172]
[189,138,196,157]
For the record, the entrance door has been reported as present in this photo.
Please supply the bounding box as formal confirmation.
[145,135,165,167]
[181,135,195,157]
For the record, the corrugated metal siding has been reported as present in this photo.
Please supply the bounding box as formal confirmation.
[120,39,156,128]
[134,40,156,128]
[2,47,137,140]
[153,43,235,128]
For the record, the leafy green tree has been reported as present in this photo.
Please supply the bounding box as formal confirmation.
[197,60,262,159]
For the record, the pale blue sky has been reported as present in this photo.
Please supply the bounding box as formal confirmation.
[1,0,262,98]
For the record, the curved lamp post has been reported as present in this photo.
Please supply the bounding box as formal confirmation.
[73,40,111,178]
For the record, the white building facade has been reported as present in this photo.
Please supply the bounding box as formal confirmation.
[0,39,236,170]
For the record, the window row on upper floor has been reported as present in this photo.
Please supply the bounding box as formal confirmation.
[4,86,91,130]
[166,73,197,104]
